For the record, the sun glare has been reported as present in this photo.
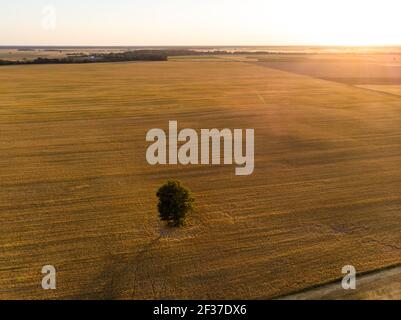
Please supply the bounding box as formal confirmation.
[281,0,401,46]
[1,0,401,46]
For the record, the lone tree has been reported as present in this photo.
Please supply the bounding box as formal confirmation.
[156,180,195,227]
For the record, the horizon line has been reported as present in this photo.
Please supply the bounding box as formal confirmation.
[2,44,401,48]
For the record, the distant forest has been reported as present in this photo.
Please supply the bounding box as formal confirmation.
[0,50,169,66]
[0,49,298,66]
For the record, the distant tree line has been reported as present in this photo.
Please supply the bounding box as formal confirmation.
[0,50,168,66]
[0,49,329,67]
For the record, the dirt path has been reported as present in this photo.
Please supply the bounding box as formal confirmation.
[280,264,401,300]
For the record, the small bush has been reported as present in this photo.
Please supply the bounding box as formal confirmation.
[156,180,195,227]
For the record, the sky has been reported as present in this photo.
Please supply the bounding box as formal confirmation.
[1,0,401,46]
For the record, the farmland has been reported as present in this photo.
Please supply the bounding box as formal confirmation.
[1,53,401,299]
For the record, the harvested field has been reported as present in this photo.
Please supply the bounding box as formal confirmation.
[281,264,401,300]
[256,54,401,85]
[357,85,401,97]
[1,57,401,299]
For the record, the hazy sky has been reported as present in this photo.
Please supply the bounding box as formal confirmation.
[2,0,401,46]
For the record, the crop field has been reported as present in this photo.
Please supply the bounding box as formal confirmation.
[256,54,401,85]
[357,85,401,97]
[282,264,401,300]
[1,55,401,299]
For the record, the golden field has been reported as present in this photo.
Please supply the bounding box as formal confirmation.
[1,55,401,299]
[357,85,401,97]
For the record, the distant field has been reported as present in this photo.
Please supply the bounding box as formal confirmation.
[1,56,401,299]
[168,55,223,62]
[0,49,67,61]
[256,54,401,85]
[0,48,125,61]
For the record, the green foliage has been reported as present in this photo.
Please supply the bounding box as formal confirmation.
[156,180,195,227]
[0,51,167,67]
